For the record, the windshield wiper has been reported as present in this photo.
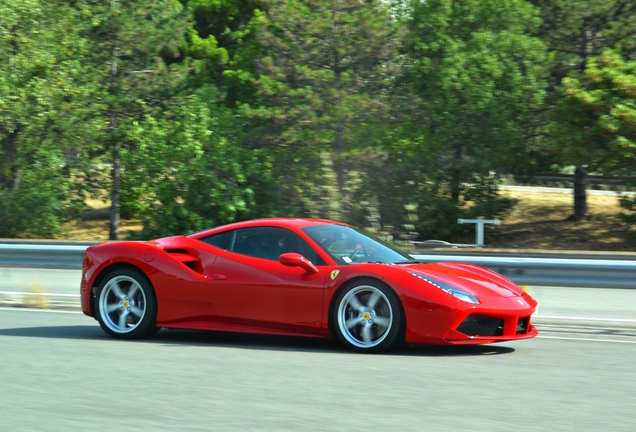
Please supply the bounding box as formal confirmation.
[393,259,421,264]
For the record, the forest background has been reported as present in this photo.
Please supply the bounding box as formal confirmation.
[1,0,636,249]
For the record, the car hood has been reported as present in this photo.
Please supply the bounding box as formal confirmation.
[401,261,524,298]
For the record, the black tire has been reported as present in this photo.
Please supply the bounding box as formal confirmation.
[332,278,404,353]
[95,268,158,339]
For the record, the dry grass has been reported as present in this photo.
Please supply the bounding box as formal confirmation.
[59,218,144,241]
[483,190,632,251]
[57,190,634,251]
[57,199,143,241]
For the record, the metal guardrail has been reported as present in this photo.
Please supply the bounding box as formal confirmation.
[0,242,92,270]
[1,242,635,289]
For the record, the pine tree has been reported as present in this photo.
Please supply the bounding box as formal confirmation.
[397,0,547,238]
[0,0,83,237]
[530,0,636,218]
[555,50,636,238]
[243,0,402,217]
[73,0,188,239]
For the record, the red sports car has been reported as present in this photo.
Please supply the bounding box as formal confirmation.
[81,218,538,353]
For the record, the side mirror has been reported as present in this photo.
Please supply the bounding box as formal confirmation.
[279,252,319,275]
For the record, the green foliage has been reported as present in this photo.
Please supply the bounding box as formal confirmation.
[553,50,636,174]
[69,0,190,239]
[2,0,633,250]
[387,0,545,239]
[241,0,402,218]
[531,0,636,173]
[0,149,69,238]
[185,0,265,106]
[296,152,342,221]
[123,90,257,238]
[402,0,547,172]
[0,0,84,236]
[530,0,636,78]
[554,49,636,244]
[351,150,516,241]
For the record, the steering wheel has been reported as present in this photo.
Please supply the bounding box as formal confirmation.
[349,247,368,262]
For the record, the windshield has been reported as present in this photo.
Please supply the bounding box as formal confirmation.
[302,224,414,265]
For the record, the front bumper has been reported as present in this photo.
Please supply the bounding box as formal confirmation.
[443,313,538,344]
[404,291,539,345]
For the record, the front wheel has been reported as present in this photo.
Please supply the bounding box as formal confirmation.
[95,268,157,339]
[333,279,404,353]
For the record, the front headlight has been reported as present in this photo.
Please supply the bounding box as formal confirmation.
[411,272,480,304]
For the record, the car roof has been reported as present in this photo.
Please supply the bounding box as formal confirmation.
[187,218,350,239]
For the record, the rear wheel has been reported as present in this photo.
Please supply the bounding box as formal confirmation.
[95,268,157,339]
[333,279,403,353]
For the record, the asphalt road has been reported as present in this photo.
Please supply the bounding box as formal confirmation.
[1,308,635,431]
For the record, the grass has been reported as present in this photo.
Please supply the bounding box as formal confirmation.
[56,190,635,251]
[57,198,143,241]
[480,190,632,251]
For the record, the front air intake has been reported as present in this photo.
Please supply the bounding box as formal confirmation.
[516,317,530,335]
[457,315,504,337]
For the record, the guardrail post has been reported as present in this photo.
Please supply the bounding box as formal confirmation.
[457,218,500,248]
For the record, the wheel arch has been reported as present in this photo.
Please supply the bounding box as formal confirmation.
[327,276,406,340]
[90,262,155,317]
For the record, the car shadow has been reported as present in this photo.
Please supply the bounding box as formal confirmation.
[0,324,516,356]
[155,329,516,356]
[402,344,515,356]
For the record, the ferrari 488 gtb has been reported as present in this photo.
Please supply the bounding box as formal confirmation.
[81,218,538,353]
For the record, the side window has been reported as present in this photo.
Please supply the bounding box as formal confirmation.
[231,228,271,259]
[225,227,325,265]
[199,231,233,249]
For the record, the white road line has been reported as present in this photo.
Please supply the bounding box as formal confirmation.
[0,307,82,314]
[538,335,636,344]
[0,290,79,297]
[538,325,635,333]
[535,315,636,324]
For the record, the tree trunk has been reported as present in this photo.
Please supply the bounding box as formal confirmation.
[332,34,348,214]
[450,143,463,203]
[572,165,589,220]
[12,170,21,192]
[5,34,21,191]
[107,5,120,240]
[109,139,121,240]
[2,129,20,191]
[335,121,347,212]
